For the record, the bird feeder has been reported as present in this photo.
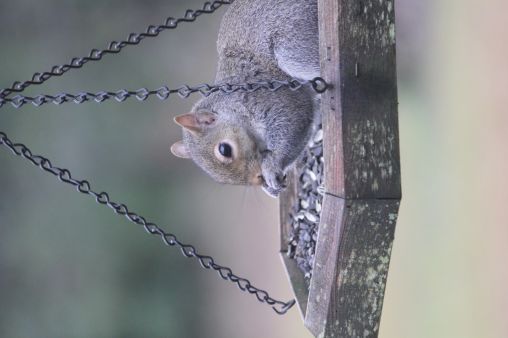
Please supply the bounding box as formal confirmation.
[279,0,401,337]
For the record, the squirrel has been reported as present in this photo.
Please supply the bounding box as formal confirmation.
[171,0,320,197]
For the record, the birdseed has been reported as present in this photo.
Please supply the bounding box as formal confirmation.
[287,125,324,282]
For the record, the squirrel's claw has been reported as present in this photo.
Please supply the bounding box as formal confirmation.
[260,170,287,198]
[260,152,288,198]
[262,184,281,198]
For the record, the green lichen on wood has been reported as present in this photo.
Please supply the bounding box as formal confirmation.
[325,200,398,338]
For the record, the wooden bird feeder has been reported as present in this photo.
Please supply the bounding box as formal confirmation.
[279,0,401,337]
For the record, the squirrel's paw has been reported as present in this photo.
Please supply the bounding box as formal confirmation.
[261,160,288,198]
[262,184,282,198]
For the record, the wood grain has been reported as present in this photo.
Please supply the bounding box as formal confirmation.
[279,0,401,337]
[319,0,401,199]
[305,197,399,337]
[280,166,299,251]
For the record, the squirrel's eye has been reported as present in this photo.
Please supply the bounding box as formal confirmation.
[218,143,233,158]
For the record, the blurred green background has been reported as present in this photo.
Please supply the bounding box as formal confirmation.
[0,0,506,337]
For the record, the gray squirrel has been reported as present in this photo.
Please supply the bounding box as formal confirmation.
[171,0,320,197]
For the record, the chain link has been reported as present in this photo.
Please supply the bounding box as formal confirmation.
[0,131,296,315]
[0,0,332,316]
[0,0,236,99]
[0,78,328,109]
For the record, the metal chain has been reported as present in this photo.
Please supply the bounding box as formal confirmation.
[0,131,296,315]
[0,0,236,99]
[0,0,330,316]
[0,78,328,109]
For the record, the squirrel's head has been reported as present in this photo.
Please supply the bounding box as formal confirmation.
[170,109,264,187]
[170,88,313,197]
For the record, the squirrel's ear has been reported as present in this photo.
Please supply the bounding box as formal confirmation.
[170,141,191,159]
[174,112,216,134]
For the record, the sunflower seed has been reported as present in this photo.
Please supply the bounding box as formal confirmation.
[313,129,323,143]
[287,125,324,284]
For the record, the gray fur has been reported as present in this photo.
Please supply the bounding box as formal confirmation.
[177,0,319,197]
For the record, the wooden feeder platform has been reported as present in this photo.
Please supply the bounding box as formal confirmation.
[279,0,401,337]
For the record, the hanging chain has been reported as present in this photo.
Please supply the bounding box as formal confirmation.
[0,78,328,109]
[0,131,296,315]
[0,0,236,99]
[0,76,326,314]
[0,0,330,315]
